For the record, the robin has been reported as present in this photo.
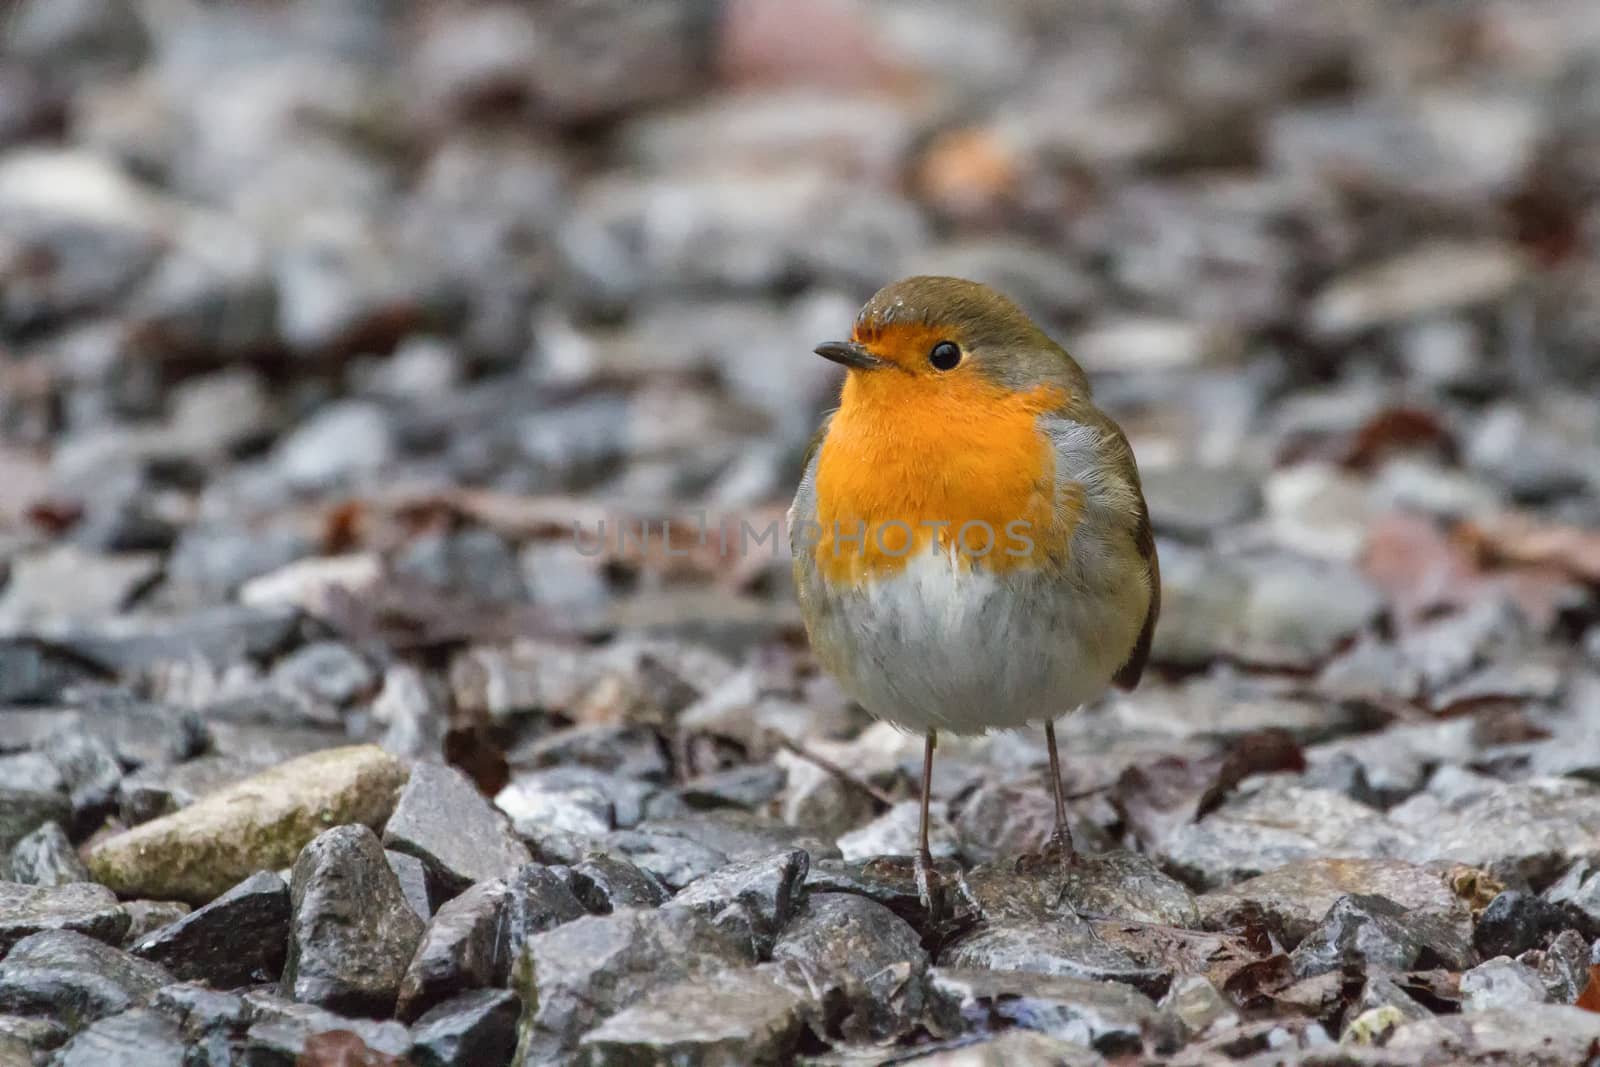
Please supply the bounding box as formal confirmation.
[789,276,1160,915]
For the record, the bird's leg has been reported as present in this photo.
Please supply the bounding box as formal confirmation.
[915,728,947,926]
[1044,721,1097,928]
[1044,720,1075,861]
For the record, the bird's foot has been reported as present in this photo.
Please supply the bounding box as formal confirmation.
[1014,829,1109,940]
[915,850,948,929]
[1041,828,1089,914]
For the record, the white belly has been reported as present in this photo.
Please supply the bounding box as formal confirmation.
[806,551,1139,735]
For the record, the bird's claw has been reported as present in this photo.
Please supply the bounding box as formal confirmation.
[915,851,948,929]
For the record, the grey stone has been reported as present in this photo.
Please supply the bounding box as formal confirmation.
[1143,465,1263,541]
[597,825,731,891]
[152,982,248,1041]
[502,764,659,831]
[557,171,922,310]
[204,723,347,768]
[1399,597,1535,697]
[0,1013,66,1056]
[9,821,89,886]
[383,761,532,902]
[572,852,671,912]
[395,528,528,603]
[516,724,672,783]
[39,729,122,829]
[49,700,209,772]
[0,882,127,956]
[940,917,1170,1000]
[38,606,301,675]
[891,1030,1107,1066]
[837,800,961,863]
[388,849,433,921]
[1154,549,1382,671]
[374,665,448,763]
[667,849,809,956]
[131,870,289,987]
[1461,957,1551,1012]
[268,641,377,709]
[239,990,413,1064]
[164,524,312,604]
[966,852,1200,929]
[1160,974,1240,1042]
[769,893,927,1002]
[0,753,64,795]
[1523,929,1590,1005]
[930,967,1158,1055]
[411,988,519,1067]
[954,782,1059,865]
[1308,241,1528,338]
[1546,859,1600,930]
[0,546,161,631]
[516,907,754,1060]
[0,788,72,873]
[52,1008,186,1067]
[1387,1004,1600,1065]
[578,967,807,1067]
[1474,891,1574,958]
[804,857,972,936]
[237,555,382,620]
[1390,777,1600,887]
[497,774,615,837]
[1111,675,1378,746]
[1289,894,1475,978]
[282,824,426,1016]
[1303,718,1476,808]
[4,0,149,78]
[274,400,395,490]
[0,642,104,707]
[449,641,596,722]
[501,863,588,962]
[1350,973,1433,1029]
[0,930,172,1031]
[673,765,786,813]
[1157,782,1418,891]
[630,813,838,870]
[118,902,189,948]
[203,684,342,731]
[1198,858,1471,948]
[397,878,509,1022]
[117,754,259,826]
[524,0,713,126]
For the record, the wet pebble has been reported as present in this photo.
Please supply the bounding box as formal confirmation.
[282,824,426,1017]
[130,871,288,988]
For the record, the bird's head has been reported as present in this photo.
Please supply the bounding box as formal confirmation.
[814,276,1090,403]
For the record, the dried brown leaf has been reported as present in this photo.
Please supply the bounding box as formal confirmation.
[1113,728,1305,848]
[1457,513,1600,584]
[298,1031,410,1067]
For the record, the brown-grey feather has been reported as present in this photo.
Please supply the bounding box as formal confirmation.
[1113,497,1159,690]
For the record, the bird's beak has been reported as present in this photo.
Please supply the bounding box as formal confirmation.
[814,341,887,371]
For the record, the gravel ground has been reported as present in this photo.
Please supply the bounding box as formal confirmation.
[4,1,1600,1064]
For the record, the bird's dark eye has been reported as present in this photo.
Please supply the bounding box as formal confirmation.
[929,341,961,370]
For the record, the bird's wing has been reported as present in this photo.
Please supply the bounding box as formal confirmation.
[787,413,831,539]
[1113,483,1160,690]
[1041,406,1160,690]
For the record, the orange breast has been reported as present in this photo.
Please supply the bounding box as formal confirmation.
[812,372,1077,585]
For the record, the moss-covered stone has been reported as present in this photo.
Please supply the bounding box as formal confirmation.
[85,746,408,905]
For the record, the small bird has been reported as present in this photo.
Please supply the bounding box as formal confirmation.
[789,276,1159,914]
